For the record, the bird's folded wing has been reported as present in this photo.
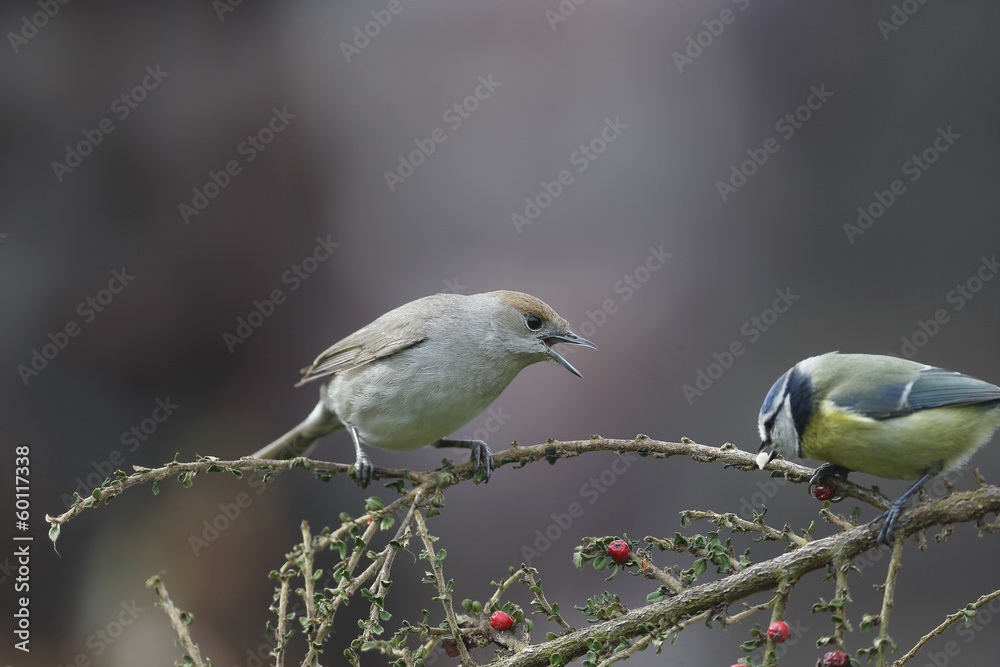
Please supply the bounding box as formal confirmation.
[830,365,1000,420]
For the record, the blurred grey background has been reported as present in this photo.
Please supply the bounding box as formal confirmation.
[2,1,1000,665]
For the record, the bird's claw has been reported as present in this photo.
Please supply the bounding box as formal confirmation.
[808,463,850,502]
[471,441,494,482]
[353,452,374,489]
[874,503,904,546]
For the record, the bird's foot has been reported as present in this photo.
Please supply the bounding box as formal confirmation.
[353,450,374,489]
[436,438,494,482]
[873,504,904,546]
[808,463,851,502]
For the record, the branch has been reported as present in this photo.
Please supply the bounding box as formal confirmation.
[491,485,1000,667]
[146,573,209,667]
[893,588,1000,666]
[47,437,886,539]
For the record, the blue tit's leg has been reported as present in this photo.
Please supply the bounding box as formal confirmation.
[435,438,494,481]
[875,469,937,546]
[346,423,374,488]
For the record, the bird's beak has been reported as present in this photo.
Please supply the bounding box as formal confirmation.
[756,443,775,470]
[544,332,597,378]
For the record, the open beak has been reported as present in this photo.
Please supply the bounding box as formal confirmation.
[544,332,597,378]
[755,443,775,469]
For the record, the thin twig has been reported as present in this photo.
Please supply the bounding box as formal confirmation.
[597,633,652,667]
[833,555,851,650]
[636,555,685,596]
[48,438,891,537]
[146,573,209,667]
[486,569,524,611]
[893,588,1000,667]
[762,579,792,667]
[681,509,810,548]
[521,566,575,632]
[272,574,291,667]
[415,509,472,665]
[876,541,905,667]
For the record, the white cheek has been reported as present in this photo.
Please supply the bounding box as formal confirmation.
[769,399,800,457]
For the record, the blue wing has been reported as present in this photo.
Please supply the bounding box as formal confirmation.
[833,366,1000,420]
[906,367,1000,412]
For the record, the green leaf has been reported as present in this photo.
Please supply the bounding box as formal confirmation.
[48,523,61,544]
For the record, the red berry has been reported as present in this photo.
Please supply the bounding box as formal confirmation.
[813,483,836,501]
[822,650,849,667]
[489,610,514,631]
[767,620,790,643]
[607,539,631,564]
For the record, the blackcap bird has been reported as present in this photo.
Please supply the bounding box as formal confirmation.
[250,290,596,487]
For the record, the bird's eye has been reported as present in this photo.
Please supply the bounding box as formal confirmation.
[525,315,543,331]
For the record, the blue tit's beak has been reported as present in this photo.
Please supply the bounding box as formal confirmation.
[756,442,775,469]
[544,332,597,378]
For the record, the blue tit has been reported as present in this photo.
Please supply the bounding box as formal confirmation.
[755,352,1000,545]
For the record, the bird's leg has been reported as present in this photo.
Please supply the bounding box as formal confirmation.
[435,438,494,481]
[808,463,852,501]
[347,423,374,488]
[875,465,940,546]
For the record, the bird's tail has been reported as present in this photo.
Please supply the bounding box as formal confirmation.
[250,402,343,460]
